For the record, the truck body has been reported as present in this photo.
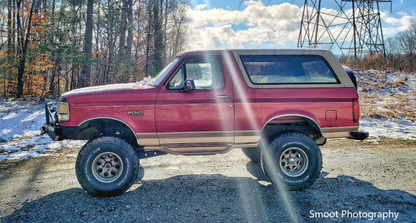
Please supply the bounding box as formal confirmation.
[42,49,368,196]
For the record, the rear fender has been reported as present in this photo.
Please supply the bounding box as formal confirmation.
[260,112,322,142]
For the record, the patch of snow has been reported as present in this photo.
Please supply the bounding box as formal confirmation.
[0,99,85,161]
[356,69,415,96]
[360,117,416,140]
[0,100,46,141]
[67,83,136,94]
[133,76,156,89]
[355,69,416,122]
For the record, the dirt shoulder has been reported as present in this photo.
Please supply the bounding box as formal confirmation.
[1,138,416,222]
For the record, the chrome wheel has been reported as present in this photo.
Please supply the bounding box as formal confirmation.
[279,147,309,177]
[92,152,124,183]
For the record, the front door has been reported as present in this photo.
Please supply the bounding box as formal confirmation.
[155,55,234,145]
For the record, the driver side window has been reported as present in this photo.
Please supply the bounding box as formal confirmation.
[168,67,185,90]
[168,57,224,90]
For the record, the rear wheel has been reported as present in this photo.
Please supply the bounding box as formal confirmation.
[260,132,322,191]
[75,136,139,197]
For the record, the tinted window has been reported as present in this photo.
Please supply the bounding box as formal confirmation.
[240,56,339,85]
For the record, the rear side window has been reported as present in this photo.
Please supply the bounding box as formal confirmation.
[240,55,339,85]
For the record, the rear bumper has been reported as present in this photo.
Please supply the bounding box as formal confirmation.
[350,131,369,140]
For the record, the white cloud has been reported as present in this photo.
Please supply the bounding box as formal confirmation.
[185,1,304,49]
[184,1,416,51]
[195,4,207,10]
[382,13,414,34]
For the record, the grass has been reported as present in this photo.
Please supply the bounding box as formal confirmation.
[357,70,416,122]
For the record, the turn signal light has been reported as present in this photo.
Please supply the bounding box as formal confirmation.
[58,102,70,122]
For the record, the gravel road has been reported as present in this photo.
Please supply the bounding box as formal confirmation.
[1,138,415,222]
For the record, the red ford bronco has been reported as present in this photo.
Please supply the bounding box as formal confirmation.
[42,49,368,196]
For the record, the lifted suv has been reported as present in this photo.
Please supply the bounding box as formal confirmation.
[42,49,368,196]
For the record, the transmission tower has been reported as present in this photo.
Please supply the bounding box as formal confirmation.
[297,0,392,58]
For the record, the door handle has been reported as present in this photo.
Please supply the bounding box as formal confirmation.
[217,95,231,100]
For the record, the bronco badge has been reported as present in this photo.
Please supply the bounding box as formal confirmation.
[127,110,144,116]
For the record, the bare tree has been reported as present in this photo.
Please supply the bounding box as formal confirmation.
[16,0,40,97]
[79,0,94,88]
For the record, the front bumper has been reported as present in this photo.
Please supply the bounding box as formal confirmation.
[41,102,77,141]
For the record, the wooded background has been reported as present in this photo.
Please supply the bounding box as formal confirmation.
[0,0,188,98]
[342,20,416,74]
[0,0,415,99]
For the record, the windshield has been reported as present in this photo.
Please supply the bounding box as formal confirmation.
[152,58,180,87]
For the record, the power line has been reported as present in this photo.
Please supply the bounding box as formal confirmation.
[276,26,301,46]
[254,0,297,46]
[261,1,302,47]
[236,3,255,43]
[227,0,244,45]
[382,2,416,19]
[242,0,273,43]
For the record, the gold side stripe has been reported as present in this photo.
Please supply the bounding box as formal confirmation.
[136,130,261,146]
[321,126,358,138]
[321,126,358,133]
[136,133,159,146]
[136,133,158,139]
[235,130,260,143]
[158,131,234,139]
[235,130,260,136]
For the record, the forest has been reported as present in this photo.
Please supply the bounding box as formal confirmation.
[0,0,188,98]
[1,0,416,99]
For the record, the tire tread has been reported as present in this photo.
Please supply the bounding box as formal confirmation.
[260,132,322,191]
[75,136,139,197]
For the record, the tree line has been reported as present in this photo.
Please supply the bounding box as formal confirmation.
[341,20,416,73]
[0,0,189,98]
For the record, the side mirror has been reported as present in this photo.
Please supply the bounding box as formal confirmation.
[183,79,195,93]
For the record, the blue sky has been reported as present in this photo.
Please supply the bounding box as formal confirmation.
[183,0,416,55]
[190,0,415,13]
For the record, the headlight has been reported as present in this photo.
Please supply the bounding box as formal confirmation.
[58,102,70,122]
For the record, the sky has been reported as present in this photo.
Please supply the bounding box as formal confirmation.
[183,0,416,54]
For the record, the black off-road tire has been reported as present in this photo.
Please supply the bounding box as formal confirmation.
[75,136,139,197]
[242,147,261,163]
[260,132,322,191]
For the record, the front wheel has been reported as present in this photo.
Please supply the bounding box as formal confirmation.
[260,132,322,191]
[75,136,139,197]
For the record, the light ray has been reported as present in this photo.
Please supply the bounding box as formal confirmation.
[202,51,232,139]
[203,0,211,9]
[222,50,300,222]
